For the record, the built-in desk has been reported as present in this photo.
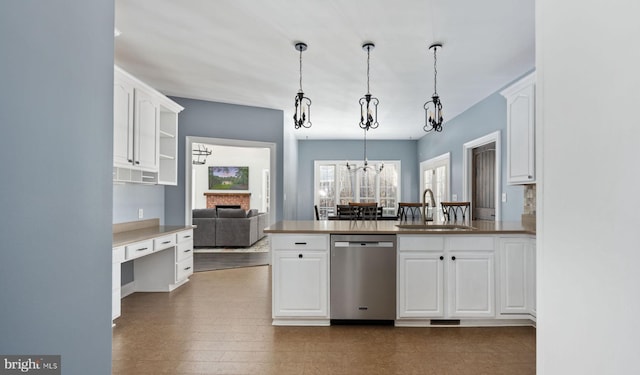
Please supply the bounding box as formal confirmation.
[112,219,194,324]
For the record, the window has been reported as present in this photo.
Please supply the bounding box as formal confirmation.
[314,160,401,219]
[420,153,450,221]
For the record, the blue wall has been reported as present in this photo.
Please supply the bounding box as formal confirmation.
[296,139,419,220]
[417,79,530,221]
[0,1,114,373]
[113,184,165,224]
[164,97,284,225]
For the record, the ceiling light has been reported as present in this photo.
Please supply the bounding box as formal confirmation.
[293,42,312,129]
[423,43,444,132]
[359,43,379,131]
[347,129,384,174]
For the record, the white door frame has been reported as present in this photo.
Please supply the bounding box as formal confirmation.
[462,131,501,221]
[419,152,451,200]
[184,136,277,227]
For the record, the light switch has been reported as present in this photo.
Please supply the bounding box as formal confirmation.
[138,208,144,219]
[502,193,507,202]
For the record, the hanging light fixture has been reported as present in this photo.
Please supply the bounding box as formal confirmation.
[293,42,312,129]
[192,144,212,165]
[423,43,444,132]
[346,129,384,174]
[359,42,379,131]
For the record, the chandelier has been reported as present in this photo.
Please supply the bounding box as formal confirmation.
[347,129,384,174]
[423,43,444,132]
[192,144,212,165]
[293,42,312,129]
[359,43,379,131]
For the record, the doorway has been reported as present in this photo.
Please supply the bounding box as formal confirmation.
[472,143,496,220]
[462,131,501,221]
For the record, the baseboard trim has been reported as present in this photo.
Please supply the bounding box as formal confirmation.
[121,281,136,298]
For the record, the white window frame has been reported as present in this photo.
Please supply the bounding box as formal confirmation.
[420,152,451,221]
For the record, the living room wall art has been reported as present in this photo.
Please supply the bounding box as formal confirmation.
[208,166,249,190]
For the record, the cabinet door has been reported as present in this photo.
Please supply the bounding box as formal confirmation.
[528,239,536,317]
[113,77,134,167]
[499,238,529,314]
[273,251,328,318]
[134,89,159,172]
[506,83,535,184]
[447,251,495,318]
[398,252,444,318]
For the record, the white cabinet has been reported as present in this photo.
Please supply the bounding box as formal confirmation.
[501,72,536,184]
[497,236,536,317]
[113,66,183,185]
[271,234,329,325]
[175,230,194,284]
[397,235,495,321]
[112,246,125,323]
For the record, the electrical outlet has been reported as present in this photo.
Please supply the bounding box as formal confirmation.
[138,208,144,219]
[502,193,507,202]
[452,194,458,201]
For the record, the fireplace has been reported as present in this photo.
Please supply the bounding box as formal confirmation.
[204,192,251,210]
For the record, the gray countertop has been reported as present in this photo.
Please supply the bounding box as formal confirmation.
[264,220,535,235]
[113,225,194,247]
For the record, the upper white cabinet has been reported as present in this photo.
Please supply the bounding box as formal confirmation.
[113,66,183,185]
[501,72,536,185]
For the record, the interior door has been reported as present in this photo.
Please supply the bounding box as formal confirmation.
[472,143,496,220]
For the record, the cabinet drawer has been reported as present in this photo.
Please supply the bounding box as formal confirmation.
[113,246,125,263]
[177,229,193,243]
[271,234,328,251]
[447,236,495,251]
[154,234,177,251]
[125,240,153,260]
[176,257,194,282]
[176,241,193,262]
[398,235,444,251]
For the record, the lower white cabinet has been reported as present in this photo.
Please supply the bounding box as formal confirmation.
[112,246,125,322]
[271,234,329,324]
[498,236,536,318]
[397,235,495,320]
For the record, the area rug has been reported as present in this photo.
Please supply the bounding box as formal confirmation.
[193,236,269,253]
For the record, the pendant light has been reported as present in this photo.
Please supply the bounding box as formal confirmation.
[423,43,444,132]
[346,129,384,174]
[293,42,312,129]
[359,43,379,131]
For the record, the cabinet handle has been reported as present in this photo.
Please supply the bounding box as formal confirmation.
[451,256,456,261]
[184,249,191,253]
[162,241,171,244]
[135,161,140,165]
[294,242,307,245]
[137,247,148,251]
[184,266,191,271]
[128,159,133,163]
[528,175,532,179]
[439,256,444,260]
[183,235,191,239]
[298,254,303,258]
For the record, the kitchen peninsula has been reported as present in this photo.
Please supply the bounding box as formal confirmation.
[265,220,536,327]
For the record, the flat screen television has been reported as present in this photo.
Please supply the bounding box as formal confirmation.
[208,166,249,190]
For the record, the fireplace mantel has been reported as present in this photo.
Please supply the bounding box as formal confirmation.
[204,192,251,210]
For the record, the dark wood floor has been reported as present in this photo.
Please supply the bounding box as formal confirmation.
[112,266,536,374]
[194,252,270,272]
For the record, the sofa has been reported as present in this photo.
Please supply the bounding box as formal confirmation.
[192,208,268,247]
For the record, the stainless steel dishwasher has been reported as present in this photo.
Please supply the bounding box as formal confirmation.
[330,234,396,321]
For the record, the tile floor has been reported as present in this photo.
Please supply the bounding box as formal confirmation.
[112,266,535,374]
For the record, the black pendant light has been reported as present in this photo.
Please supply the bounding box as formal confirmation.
[293,42,312,129]
[359,42,379,131]
[423,43,444,132]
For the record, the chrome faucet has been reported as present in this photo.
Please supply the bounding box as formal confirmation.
[422,188,436,223]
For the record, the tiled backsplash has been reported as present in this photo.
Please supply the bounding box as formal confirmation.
[523,184,536,214]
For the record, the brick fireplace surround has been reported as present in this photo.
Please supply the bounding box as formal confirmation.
[204,192,251,210]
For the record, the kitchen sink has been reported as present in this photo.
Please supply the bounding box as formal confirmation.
[395,224,475,230]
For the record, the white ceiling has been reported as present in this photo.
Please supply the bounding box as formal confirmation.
[115,0,534,140]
